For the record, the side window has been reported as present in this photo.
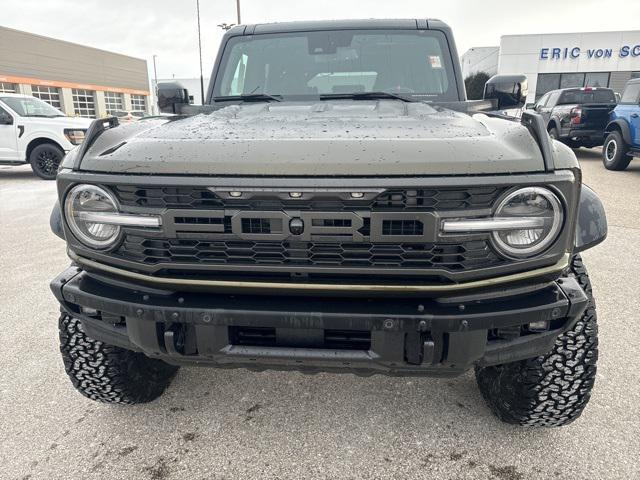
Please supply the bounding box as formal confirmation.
[0,104,13,124]
[228,53,248,96]
[620,83,640,104]
[536,93,550,108]
[547,92,561,107]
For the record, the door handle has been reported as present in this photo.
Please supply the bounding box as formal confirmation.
[631,113,639,118]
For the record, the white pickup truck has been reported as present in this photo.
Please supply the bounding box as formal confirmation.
[0,93,92,179]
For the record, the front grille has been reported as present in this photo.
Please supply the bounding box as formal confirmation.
[113,185,505,211]
[96,184,515,282]
[115,236,501,271]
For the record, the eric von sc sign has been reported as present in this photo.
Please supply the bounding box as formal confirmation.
[540,45,640,60]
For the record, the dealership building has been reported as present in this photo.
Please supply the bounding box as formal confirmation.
[0,26,151,118]
[463,30,640,102]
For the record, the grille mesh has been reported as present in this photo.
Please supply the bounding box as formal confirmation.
[115,236,501,271]
[113,185,505,211]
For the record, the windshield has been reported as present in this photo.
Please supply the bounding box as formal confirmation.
[213,30,457,101]
[0,96,65,117]
[558,89,616,105]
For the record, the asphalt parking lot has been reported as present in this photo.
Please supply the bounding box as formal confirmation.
[1,149,639,480]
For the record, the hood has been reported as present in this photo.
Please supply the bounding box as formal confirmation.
[79,100,545,176]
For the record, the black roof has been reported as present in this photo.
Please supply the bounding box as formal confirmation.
[227,19,449,35]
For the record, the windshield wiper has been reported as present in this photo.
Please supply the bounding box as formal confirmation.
[320,91,418,102]
[214,93,283,103]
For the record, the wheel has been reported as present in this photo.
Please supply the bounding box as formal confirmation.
[602,131,631,171]
[29,143,64,180]
[475,254,598,427]
[59,313,179,404]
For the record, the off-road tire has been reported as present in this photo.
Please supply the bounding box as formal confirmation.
[59,313,179,404]
[475,254,598,427]
[602,131,631,171]
[29,143,64,180]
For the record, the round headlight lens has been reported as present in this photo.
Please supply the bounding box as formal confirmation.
[64,184,120,249]
[492,187,563,258]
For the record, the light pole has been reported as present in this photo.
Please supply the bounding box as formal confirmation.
[152,55,158,87]
[152,54,158,114]
[196,0,205,104]
[236,0,241,24]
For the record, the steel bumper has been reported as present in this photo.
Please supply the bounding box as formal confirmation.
[51,266,588,377]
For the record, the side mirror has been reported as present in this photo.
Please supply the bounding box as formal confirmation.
[483,74,528,111]
[157,82,190,114]
[0,112,13,125]
[525,103,536,110]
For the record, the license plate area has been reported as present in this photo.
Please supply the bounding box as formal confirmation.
[228,326,372,350]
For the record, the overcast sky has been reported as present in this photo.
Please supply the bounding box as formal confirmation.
[3,0,640,82]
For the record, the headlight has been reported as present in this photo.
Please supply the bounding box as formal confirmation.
[491,187,563,258]
[64,185,120,249]
[441,186,564,259]
[64,184,162,249]
[64,129,86,145]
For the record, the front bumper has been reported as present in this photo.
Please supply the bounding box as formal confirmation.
[50,265,588,377]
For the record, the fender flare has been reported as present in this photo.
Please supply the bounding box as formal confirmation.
[50,201,65,240]
[574,185,607,253]
[604,119,632,145]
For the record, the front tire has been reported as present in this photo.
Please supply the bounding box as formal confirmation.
[29,143,64,180]
[602,131,631,171]
[59,314,179,404]
[475,255,598,427]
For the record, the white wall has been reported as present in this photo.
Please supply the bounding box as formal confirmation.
[498,30,640,102]
[461,47,499,79]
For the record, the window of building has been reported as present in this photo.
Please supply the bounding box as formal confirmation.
[631,72,640,79]
[31,85,62,109]
[0,82,17,93]
[585,72,610,88]
[535,74,560,99]
[72,89,96,117]
[536,72,614,99]
[560,73,585,89]
[130,94,147,112]
[104,91,124,114]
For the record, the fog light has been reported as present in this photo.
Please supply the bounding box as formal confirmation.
[528,320,549,332]
[229,191,243,197]
[289,192,303,198]
[350,192,364,198]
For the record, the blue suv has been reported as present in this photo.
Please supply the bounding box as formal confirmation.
[603,78,640,170]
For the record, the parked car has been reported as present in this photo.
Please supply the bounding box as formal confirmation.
[603,78,640,170]
[532,87,617,148]
[110,110,147,123]
[0,93,91,179]
[50,19,607,427]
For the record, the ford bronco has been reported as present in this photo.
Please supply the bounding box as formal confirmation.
[50,19,607,427]
[603,77,640,170]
